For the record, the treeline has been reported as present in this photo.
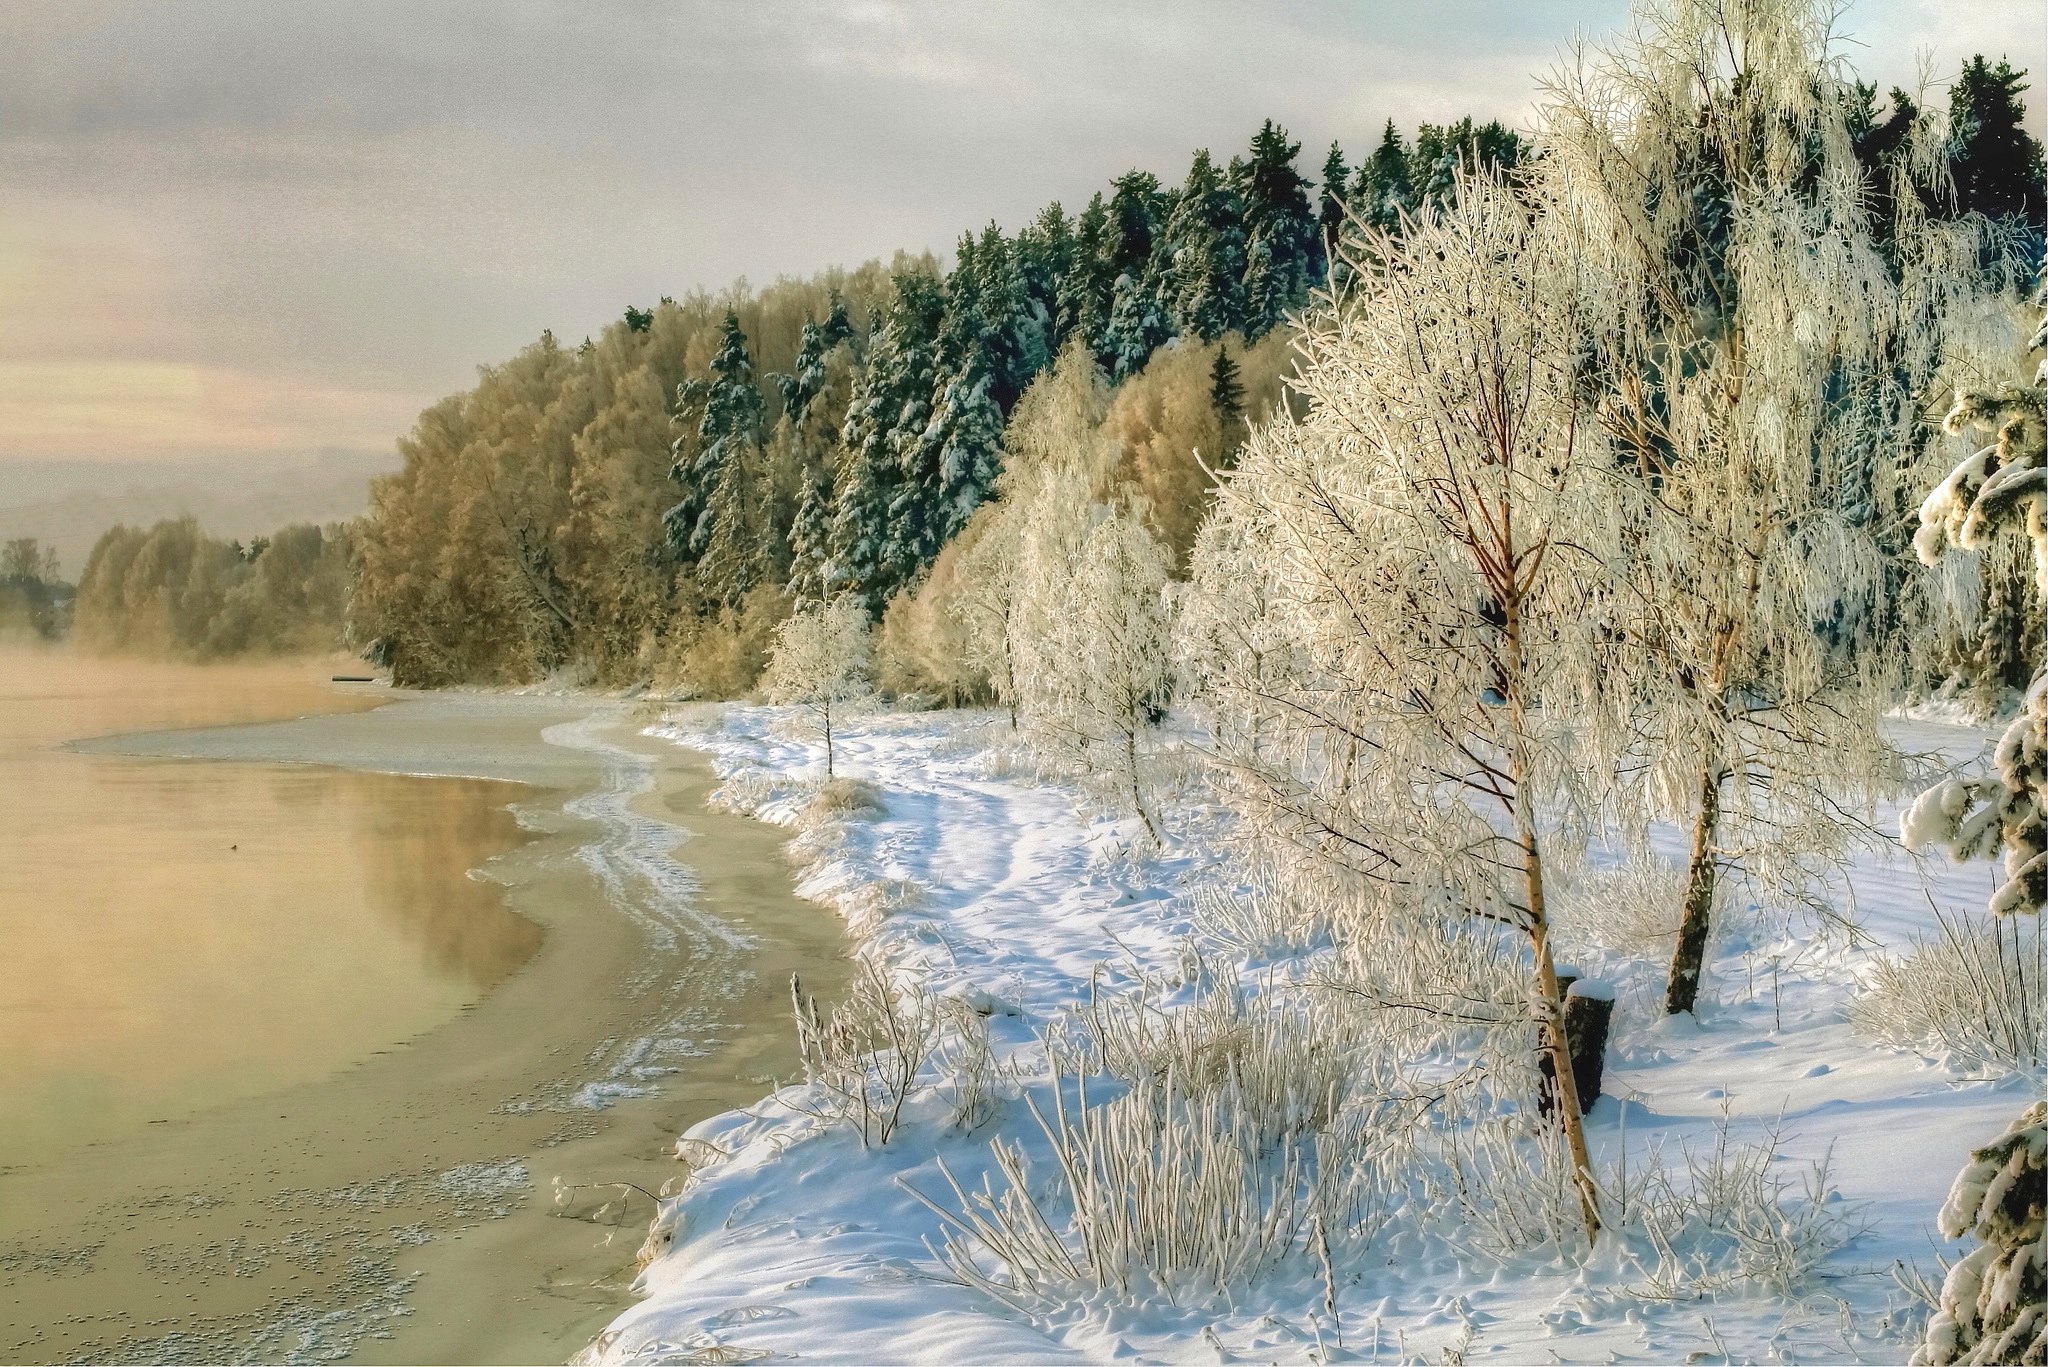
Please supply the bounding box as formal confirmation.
[73,519,352,660]
[0,538,70,641]
[351,117,1526,690]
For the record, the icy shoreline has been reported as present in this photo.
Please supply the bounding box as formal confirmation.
[584,705,2036,1366]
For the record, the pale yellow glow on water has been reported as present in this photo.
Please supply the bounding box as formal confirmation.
[0,647,541,1169]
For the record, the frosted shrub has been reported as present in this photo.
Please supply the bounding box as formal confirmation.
[1849,910,2045,1074]
[906,1067,1402,1317]
[1191,869,1336,960]
[1062,969,1375,1151]
[799,776,884,824]
[788,960,940,1148]
[1548,855,1685,963]
[760,594,874,778]
[1429,1108,1853,1298]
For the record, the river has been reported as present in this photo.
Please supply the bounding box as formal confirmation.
[0,647,847,1365]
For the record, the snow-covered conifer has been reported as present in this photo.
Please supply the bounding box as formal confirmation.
[1901,370,2047,917]
[1911,1101,2047,1365]
[664,312,762,565]
[1233,121,1316,339]
[1165,149,1248,343]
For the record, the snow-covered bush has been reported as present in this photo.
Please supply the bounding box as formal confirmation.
[906,1060,1403,1319]
[1849,910,2045,1074]
[1548,855,1686,964]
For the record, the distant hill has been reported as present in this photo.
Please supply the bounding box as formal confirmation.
[0,451,398,581]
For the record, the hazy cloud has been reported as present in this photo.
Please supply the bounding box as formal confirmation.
[0,0,2038,467]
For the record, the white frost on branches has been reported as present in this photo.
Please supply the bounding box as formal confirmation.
[761,594,874,777]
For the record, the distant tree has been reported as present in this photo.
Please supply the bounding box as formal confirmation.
[1948,57,2046,225]
[1235,120,1316,339]
[1016,203,1076,354]
[1210,342,1245,454]
[1353,120,1414,233]
[664,311,763,564]
[777,295,854,434]
[830,270,945,610]
[1059,193,1116,353]
[622,304,654,333]
[1165,149,1248,342]
[762,595,875,778]
[1316,139,1352,283]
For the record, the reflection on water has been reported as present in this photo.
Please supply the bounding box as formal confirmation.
[0,646,542,1168]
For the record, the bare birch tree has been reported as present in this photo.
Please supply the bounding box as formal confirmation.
[1184,178,1635,1241]
[762,595,874,778]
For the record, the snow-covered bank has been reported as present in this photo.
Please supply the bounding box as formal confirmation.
[586,707,2038,1366]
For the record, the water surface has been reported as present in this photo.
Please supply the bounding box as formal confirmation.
[0,647,541,1169]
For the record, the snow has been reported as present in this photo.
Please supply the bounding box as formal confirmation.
[581,706,2040,1366]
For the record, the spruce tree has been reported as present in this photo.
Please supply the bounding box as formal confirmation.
[1354,120,1414,234]
[1316,139,1351,282]
[1017,203,1076,355]
[1210,342,1246,464]
[1165,149,1248,342]
[1059,193,1116,355]
[1948,57,2046,225]
[1100,252,1175,382]
[829,271,944,611]
[663,311,762,563]
[777,295,854,434]
[1234,120,1316,339]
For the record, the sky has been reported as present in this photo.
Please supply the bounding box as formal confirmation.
[1,0,2039,475]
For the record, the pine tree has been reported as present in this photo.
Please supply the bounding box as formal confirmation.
[777,295,854,434]
[1099,252,1175,382]
[1948,57,2047,225]
[1234,121,1316,339]
[829,271,944,611]
[663,311,762,564]
[1210,342,1246,462]
[1316,140,1351,282]
[1016,203,1075,356]
[1165,149,1248,343]
[1059,193,1116,354]
[1354,120,1414,234]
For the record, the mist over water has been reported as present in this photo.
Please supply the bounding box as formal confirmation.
[0,647,541,1168]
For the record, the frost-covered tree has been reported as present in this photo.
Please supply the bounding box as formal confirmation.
[1017,491,1172,838]
[762,594,874,778]
[951,343,1115,730]
[1537,0,2025,1014]
[1902,374,2046,917]
[1183,179,1633,1239]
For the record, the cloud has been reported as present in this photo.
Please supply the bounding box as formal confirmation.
[0,0,2039,468]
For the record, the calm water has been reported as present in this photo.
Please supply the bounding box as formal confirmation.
[0,647,542,1169]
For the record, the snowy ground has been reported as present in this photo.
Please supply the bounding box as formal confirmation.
[581,707,2038,1366]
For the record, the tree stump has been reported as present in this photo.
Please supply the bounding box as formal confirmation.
[1538,977,1613,1116]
